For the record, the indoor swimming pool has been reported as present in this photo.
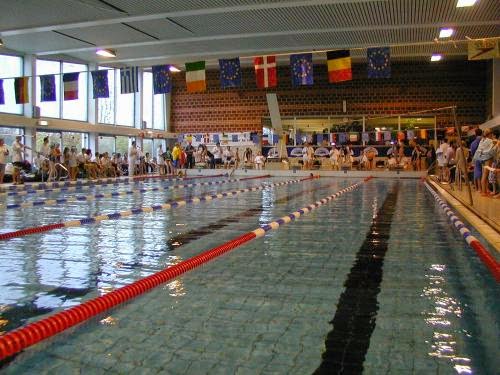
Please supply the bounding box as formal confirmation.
[0,175,498,374]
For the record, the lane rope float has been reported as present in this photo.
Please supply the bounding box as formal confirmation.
[0,174,224,198]
[1,175,269,210]
[0,175,309,241]
[425,182,500,282]
[0,177,370,361]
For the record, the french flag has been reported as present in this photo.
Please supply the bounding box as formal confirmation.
[63,72,79,100]
[254,56,277,88]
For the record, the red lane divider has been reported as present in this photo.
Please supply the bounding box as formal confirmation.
[0,223,65,240]
[470,240,500,282]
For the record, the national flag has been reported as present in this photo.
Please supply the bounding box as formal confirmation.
[384,131,391,141]
[63,72,79,100]
[152,65,172,94]
[40,74,56,102]
[185,61,206,92]
[14,77,29,104]
[231,134,238,142]
[0,79,4,105]
[120,67,138,94]
[367,47,391,78]
[290,53,313,86]
[338,132,347,144]
[91,70,109,98]
[376,132,383,142]
[327,50,352,83]
[219,58,242,88]
[407,130,414,139]
[362,132,369,142]
[212,134,220,143]
[254,56,277,88]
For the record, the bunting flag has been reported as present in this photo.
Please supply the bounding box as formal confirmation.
[195,134,202,142]
[327,50,352,83]
[120,67,139,94]
[231,134,238,142]
[384,131,391,141]
[317,134,323,145]
[14,77,29,104]
[219,58,242,88]
[254,56,277,88]
[185,61,206,92]
[63,72,79,100]
[290,53,313,86]
[420,129,428,139]
[338,132,347,144]
[0,79,4,105]
[407,130,415,139]
[362,132,370,142]
[91,70,109,98]
[152,65,172,94]
[329,133,336,144]
[376,132,383,142]
[367,47,391,78]
[40,74,56,102]
[212,134,220,143]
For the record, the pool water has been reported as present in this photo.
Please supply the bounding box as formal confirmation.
[0,177,498,374]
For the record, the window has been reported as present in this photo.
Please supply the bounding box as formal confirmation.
[62,132,87,150]
[115,136,129,156]
[115,73,134,126]
[36,59,61,118]
[142,138,153,157]
[62,62,87,121]
[0,55,24,115]
[0,127,23,162]
[98,68,135,126]
[98,136,115,154]
[35,131,61,153]
[142,71,165,130]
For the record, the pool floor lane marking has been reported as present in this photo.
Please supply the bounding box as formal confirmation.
[314,184,400,374]
[0,176,309,241]
[425,182,500,282]
[1,175,269,210]
[0,178,371,361]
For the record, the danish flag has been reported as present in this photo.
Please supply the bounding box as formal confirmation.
[254,56,277,88]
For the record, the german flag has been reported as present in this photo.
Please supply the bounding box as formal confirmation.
[327,50,352,83]
[14,77,29,104]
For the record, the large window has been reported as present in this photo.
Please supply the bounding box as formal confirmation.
[142,138,153,157]
[142,71,165,130]
[62,62,87,121]
[62,132,87,150]
[36,59,60,118]
[0,127,24,162]
[0,55,24,115]
[35,131,61,153]
[98,68,134,126]
[98,135,115,154]
[115,136,129,156]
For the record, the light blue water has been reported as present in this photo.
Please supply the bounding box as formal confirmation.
[0,177,498,374]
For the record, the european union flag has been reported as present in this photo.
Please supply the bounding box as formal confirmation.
[91,70,109,98]
[367,47,391,78]
[232,134,238,142]
[219,58,242,88]
[40,74,56,102]
[0,79,4,105]
[290,53,313,86]
[152,65,172,94]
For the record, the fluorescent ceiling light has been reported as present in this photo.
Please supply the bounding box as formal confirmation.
[96,49,116,57]
[431,54,443,62]
[439,28,454,38]
[169,65,181,72]
[456,0,477,7]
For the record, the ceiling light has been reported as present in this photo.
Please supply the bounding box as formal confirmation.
[96,49,116,58]
[0,39,3,46]
[439,28,454,38]
[169,65,181,72]
[456,0,477,7]
[431,54,443,62]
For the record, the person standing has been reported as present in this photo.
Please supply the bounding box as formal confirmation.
[185,141,195,169]
[12,136,30,185]
[0,138,9,184]
[128,140,138,177]
[157,144,165,175]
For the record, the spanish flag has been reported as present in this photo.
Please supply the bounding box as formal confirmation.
[14,77,29,104]
[327,50,352,83]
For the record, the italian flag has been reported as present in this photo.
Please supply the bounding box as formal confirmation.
[185,61,206,92]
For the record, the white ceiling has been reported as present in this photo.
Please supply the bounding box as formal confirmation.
[0,0,499,68]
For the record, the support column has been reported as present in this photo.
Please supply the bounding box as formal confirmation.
[87,64,98,153]
[165,93,172,132]
[24,54,36,118]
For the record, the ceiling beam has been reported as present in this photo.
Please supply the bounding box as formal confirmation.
[0,0,383,36]
[34,20,498,56]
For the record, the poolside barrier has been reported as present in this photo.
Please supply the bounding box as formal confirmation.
[425,182,500,282]
[0,175,308,241]
[1,175,269,210]
[0,177,366,361]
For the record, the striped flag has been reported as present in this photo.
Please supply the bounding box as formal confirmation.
[14,77,29,104]
[326,50,352,83]
[120,67,138,94]
[0,79,4,105]
[254,56,277,88]
[40,74,56,102]
[63,72,79,100]
[185,61,206,92]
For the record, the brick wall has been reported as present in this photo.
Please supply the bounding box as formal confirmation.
[171,60,488,133]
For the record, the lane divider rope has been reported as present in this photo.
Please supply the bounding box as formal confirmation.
[424,182,500,282]
[1,175,269,210]
[0,174,224,197]
[0,175,306,241]
[0,176,371,361]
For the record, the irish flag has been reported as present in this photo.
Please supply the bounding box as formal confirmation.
[185,61,206,92]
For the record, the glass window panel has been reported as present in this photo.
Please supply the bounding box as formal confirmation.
[98,136,115,154]
[98,68,114,124]
[153,94,165,130]
[36,59,61,118]
[0,55,24,115]
[35,131,62,153]
[142,139,153,157]
[0,127,24,163]
[142,72,153,129]
[61,132,86,150]
[115,71,134,126]
[115,136,129,156]
[62,62,88,121]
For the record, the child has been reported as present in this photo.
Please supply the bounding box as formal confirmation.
[254,152,265,170]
